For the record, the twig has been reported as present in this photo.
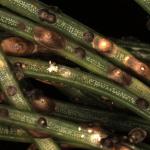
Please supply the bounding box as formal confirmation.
[8,57,150,121]
[0,46,60,149]
[0,0,149,81]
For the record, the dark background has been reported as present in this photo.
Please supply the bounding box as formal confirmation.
[0,0,149,149]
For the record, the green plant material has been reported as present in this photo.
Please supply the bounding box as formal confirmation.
[49,100,150,133]
[113,39,150,62]
[39,80,127,111]
[0,10,150,101]
[0,49,31,111]
[0,84,141,133]
[26,89,150,133]
[0,124,29,142]
[1,84,148,146]
[30,138,61,150]
[45,83,113,110]
[1,36,114,110]
[131,52,150,63]
[0,104,145,150]
[0,13,150,103]
[27,90,150,134]
[58,86,103,107]
[0,48,60,150]
[0,125,146,150]
[51,85,127,111]
[0,105,109,149]
[113,39,150,53]
[0,125,98,150]
[9,57,150,122]
[134,0,150,15]
[0,0,149,81]
[0,9,118,79]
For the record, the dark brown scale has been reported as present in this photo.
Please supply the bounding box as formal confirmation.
[0,92,6,103]
[123,56,150,79]
[28,129,50,138]
[74,47,86,59]
[17,22,26,31]
[128,128,147,144]
[6,86,17,96]
[37,117,47,128]
[136,98,149,109]
[31,96,55,113]
[38,9,56,24]
[0,108,9,117]
[109,68,132,86]
[1,37,36,56]
[83,31,94,42]
[34,26,66,50]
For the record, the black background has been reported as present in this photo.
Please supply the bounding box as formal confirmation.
[0,0,149,149]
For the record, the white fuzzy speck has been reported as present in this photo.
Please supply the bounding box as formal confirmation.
[47,61,58,73]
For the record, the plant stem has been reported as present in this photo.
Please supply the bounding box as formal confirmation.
[134,0,150,15]
[0,0,149,81]
[1,83,144,134]
[0,14,150,100]
[40,81,115,110]
[0,105,109,149]
[0,48,60,149]
[0,124,146,150]
[0,9,117,79]
[50,100,150,133]
[8,57,150,121]
[32,138,60,150]
[0,49,31,111]
[0,104,144,150]
[0,125,96,150]
[112,39,150,62]
[58,86,103,107]
[27,90,150,134]
[0,125,29,143]
[37,79,129,111]
[112,39,150,53]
